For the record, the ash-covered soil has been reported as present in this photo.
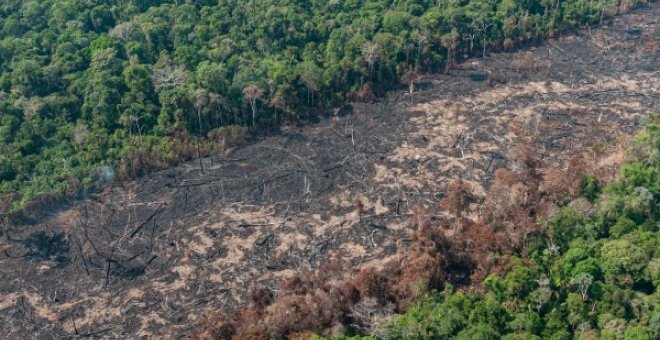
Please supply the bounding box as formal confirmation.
[1,4,658,338]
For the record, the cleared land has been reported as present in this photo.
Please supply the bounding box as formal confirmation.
[1,4,658,337]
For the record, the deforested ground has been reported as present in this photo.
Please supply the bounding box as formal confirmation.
[1,4,658,337]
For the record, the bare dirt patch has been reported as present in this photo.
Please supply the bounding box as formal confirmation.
[1,5,658,338]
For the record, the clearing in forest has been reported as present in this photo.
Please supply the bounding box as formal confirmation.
[0,5,658,337]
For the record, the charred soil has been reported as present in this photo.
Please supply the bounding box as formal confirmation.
[1,5,659,338]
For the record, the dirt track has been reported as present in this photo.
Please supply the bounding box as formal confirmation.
[1,4,658,338]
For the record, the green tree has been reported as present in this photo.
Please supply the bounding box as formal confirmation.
[600,239,650,283]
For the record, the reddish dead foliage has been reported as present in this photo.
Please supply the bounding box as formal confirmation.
[194,222,463,339]
[440,179,475,221]
[195,147,599,339]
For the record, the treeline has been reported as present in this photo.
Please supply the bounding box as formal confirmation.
[0,0,646,209]
[355,121,660,338]
[379,134,659,340]
[196,119,658,339]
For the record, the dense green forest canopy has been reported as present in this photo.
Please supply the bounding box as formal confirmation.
[0,0,645,209]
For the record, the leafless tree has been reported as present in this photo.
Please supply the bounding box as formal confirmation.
[362,42,380,74]
[533,276,553,313]
[350,298,395,339]
[15,96,43,120]
[125,113,149,139]
[208,92,224,127]
[193,89,208,133]
[441,28,459,73]
[109,21,136,42]
[193,89,209,174]
[402,67,420,102]
[151,66,187,90]
[570,273,594,301]
[243,84,264,129]
[73,124,89,145]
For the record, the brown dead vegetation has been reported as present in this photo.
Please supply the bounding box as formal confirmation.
[195,140,614,338]
[194,220,458,339]
[511,51,545,73]
[1,5,658,338]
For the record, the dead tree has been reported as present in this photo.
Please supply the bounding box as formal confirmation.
[349,297,394,339]
[193,89,208,174]
[150,66,187,90]
[402,67,421,103]
[441,28,460,73]
[362,42,381,75]
[243,84,264,129]
[440,179,475,238]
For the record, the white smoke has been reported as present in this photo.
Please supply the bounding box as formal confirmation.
[97,165,115,186]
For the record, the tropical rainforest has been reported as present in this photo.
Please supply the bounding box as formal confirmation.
[0,0,647,211]
[0,0,657,339]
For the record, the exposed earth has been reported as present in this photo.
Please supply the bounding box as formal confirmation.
[1,4,658,338]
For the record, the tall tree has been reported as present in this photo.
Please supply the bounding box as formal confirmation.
[242,84,264,129]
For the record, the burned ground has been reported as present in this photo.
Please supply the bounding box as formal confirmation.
[1,5,658,338]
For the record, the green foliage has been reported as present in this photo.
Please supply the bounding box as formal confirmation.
[610,216,638,237]
[546,207,589,248]
[0,0,648,210]
[389,290,472,338]
[454,323,500,339]
[600,239,650,282]
[581,174,601,201]
[623,325,654,340]
[353,122,659,340]
[506,312,542,334]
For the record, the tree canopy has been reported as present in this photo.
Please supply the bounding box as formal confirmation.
[0,0,645,209]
